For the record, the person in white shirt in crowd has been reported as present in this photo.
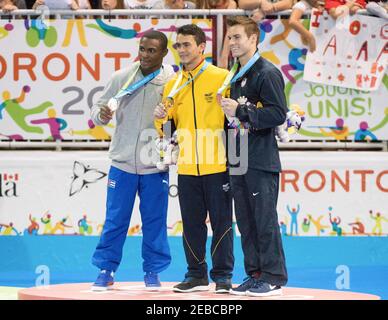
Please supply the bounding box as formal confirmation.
[152,0,196,9]
[77,0,92,8]
[32,0,91,10]
[123,0,157,9]
[366,1,388,20]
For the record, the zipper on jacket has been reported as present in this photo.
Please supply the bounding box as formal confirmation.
[134,87,146,174]
[190,72,200,176]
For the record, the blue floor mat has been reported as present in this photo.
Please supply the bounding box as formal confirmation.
[1,236,387,299]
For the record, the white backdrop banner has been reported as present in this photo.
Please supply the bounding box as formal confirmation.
[0,151,387,237]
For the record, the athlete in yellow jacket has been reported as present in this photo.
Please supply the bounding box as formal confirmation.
[155,60,229,176]
[154,24,234,294]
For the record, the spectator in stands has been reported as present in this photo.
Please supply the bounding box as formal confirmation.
[25,0,35,8]
[76,0,92,8]
[193,0,207,7]
[0,0,26,11]
[100,0,125,8]
[32,0,84,10]
[208,0,237,8]
[325,0,366,19]
[89,0,98,7]
[210,0,238,68]
[123,0,157,8]
[238,0,295,22]
[366,0,388,19]
[238,0,294,12]
[13,0,27,8]
[289,0,325,52]
[195,0,236,8]
[152,0,196,9]
[0,0,18,11]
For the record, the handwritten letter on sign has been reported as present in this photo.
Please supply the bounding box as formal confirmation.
[304,10,387,91]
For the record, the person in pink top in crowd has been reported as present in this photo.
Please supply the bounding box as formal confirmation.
[325,0,366,19]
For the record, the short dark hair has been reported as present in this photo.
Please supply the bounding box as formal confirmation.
[226,16,260,45]
[141,30,168,51]
[176,24,206,46]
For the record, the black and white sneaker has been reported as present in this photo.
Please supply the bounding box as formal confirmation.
[230,276,257,296]
[215,278,232,294]
[173,277,209,293]
[246,280,282,297]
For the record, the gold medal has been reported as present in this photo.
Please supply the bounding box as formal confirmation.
[162,97,174,111]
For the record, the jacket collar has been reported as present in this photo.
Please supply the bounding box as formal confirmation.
[235,50,261,79]
[181,58,206,78]
[146,64,175,86]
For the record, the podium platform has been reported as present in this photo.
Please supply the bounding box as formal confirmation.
[18,282,380,300]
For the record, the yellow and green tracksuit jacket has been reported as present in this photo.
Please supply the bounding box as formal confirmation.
[155,60,229,176]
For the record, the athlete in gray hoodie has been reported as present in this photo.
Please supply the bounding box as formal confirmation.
[90,31,175,291]
[91,51,175,174]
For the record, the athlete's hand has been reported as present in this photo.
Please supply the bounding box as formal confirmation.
[221,97,239,117]
[154,103,167,119]
[99,106,113,122]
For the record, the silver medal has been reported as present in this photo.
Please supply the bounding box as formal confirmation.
[108,98,119,112]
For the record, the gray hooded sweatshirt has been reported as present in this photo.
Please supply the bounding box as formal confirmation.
[91,63,175,174]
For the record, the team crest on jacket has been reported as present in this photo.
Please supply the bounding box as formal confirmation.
[222,183,230,192]
[241,78,247,87]
[237,96,247,105]
[204,92,214,103]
